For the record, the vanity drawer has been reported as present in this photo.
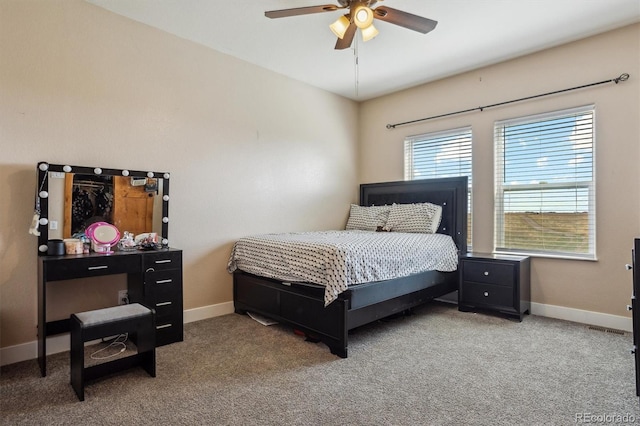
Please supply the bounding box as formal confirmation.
[460,282,514,309]
[44,254,140,281]
[143,251,182,272]
[145,269,181,288]
[152,299,181,318]
[463,260,514,287]
[143,264,183,347]
[155,314,183,347]
[146,277,182,311]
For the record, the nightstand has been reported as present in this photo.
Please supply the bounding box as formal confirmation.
[458,252,531,321]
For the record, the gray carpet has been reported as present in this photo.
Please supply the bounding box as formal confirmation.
[2,302,639,425]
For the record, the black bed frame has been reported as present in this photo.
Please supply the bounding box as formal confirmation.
[233,177,468,358]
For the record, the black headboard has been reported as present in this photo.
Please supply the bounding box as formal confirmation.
[360,177,468,254]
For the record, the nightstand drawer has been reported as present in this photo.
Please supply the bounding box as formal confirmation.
[461,282,514,308]
[463,261,514,286]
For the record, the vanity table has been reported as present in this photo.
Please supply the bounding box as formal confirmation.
[34,162,182,377]
[37,249,183,377]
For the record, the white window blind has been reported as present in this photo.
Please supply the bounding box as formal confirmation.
[494,105,595,259]
[404,127,472,246]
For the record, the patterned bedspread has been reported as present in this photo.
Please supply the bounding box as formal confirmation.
[227,230,459,305]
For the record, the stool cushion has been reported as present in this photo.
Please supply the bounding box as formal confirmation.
[74,303,151,327]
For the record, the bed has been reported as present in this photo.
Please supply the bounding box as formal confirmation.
[230,177,468,358]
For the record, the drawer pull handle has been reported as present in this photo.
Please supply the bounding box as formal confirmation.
[157,324,172,330]
[156,279,173,284]
[146,267,155,273]
[483,271,489,276]
[156,301,172,307]
[155,259,172,264]
[87,265,108,271]
[483,291,489,297]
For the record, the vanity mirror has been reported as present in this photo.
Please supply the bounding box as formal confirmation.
[35,162,170,255]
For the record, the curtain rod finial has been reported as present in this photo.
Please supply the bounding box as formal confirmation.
[614,73,629,84]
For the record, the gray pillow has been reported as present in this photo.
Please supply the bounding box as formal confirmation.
[345,204,391,231]
[383,202,442,233]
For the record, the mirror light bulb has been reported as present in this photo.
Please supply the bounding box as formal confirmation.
[162,238,169,246]
[94,168,102,175]
[147,172,154,178]
[39,217,48,225]
[39,163,49,171]
[122,170,130,177]
[39,191,48,198]
[63,165,72,172]
[39,245,49,252]
[163,173,170,179]
[162,217,169,223]
[163,195,169,201]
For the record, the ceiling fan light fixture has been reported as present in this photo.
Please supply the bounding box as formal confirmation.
[265,3,439,51]
[353,5,374,29]
[329,15,351,39]
[360,23,379,42]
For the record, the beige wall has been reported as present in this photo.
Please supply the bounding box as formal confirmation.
[359,23,640,317]
[0,0,358,348]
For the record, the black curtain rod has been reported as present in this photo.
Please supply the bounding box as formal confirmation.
[386,73,630,129]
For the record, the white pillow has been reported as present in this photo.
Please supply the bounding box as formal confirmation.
[382,202,442,233]
[345,204,391,231]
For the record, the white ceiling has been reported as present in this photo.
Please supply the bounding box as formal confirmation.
[86,0,640,101]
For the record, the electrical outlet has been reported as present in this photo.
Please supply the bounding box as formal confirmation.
[118,290,128,305]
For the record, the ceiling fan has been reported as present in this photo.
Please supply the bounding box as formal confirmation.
[265,1,438,50]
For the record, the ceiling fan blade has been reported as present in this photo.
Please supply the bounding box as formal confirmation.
[265,4,342,19]
[335,22,357,50]
[373,6,438,34]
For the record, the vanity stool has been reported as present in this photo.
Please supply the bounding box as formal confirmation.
[70,303,156,401]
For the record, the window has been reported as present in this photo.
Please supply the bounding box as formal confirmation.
[494,105,595,259]
[404,127,472,246]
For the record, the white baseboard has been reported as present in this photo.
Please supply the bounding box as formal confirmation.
[0,301,631,367]
[0,301,235,367]
[530,302,632,332]
[183,301,234,323]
